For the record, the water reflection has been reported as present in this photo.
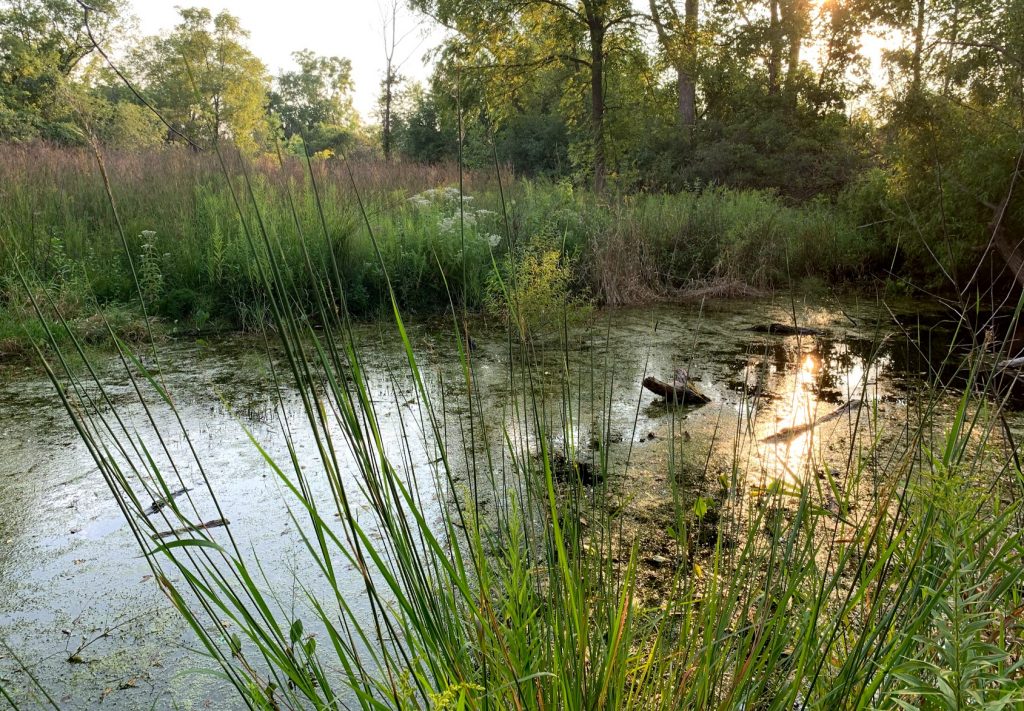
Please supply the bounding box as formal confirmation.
[739,337,890,487]
[0,295,1007,708]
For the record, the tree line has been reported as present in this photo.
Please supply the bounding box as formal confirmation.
[0,2,360,156]
[1,0,1022,289]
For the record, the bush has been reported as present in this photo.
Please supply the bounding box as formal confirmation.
[486,238,592,342]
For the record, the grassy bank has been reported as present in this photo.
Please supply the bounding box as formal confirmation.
[0,143,891,361]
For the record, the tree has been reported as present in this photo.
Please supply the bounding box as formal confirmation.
[75,91,165,147]
[270,50,356,141]
[138,7,268,152]
[0,0,125,140]
[865,0,1024,289]
[649,0,700,125]
[760,0,810,96]
[392,83,457,163]
[378,0,406,160]
[414,0,642,193]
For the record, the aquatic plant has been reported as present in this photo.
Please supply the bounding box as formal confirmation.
[486,238,593,343]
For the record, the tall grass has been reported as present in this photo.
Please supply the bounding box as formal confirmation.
[11,138,1024,710]
[0,144,500,324]
[0,144,877,359]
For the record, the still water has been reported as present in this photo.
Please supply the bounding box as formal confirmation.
[0,294,1017,708]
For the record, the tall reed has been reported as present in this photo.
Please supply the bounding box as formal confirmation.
[16,137,1024,711]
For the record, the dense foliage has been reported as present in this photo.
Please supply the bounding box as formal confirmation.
[0,0,1021,289]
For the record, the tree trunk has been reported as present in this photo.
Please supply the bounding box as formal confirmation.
[382,65,395,160]
[942,0,960,95]
[381,2,399,161]
[768,0,783,94]
[784,0,804,95]
[911,0,926,95]
[677,66,696,125]
[588,18,606,193]
[648,0,699,126]
[680,0,698,125]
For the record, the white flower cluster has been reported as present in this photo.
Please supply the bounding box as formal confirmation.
[408,187,502,249]
[407,186,467,208]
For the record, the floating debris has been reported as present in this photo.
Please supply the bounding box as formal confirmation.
[152,518,229,540]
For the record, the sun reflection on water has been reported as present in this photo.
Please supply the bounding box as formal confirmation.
[743,339,889,489]
[766,353,821,484]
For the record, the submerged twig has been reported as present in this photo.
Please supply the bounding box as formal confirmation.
[146,486,192,516]
[151,518,229,540]
[761,399,864,444]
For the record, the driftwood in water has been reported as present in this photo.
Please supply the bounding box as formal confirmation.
[643,371,711,405]
[761,400,863,444]
[147,487,192,516]
[750,323,822,336]
[997,356,1024,371]
[151,518,229,540]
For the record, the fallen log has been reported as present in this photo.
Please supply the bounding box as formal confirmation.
[762,399,863,444]
[146,486,192,516]
[750,323,822,336]
[643,373,711,405]
[152,518,229,540]
[997,356,1024,371]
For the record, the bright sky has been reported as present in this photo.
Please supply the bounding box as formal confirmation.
[130,1,444,122]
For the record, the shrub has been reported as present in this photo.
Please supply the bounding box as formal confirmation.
[486,238,592,342]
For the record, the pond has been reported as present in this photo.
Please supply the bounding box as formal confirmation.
[1,293,1018,708]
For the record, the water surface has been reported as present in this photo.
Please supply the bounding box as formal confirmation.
[1,294,1017,708]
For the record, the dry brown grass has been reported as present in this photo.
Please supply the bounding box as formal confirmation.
[676,278,765,301]
[0,142,497,203]
[589,223,667,306]
[589,223,764,306]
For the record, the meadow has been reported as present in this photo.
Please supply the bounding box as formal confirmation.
[0,143,885,361]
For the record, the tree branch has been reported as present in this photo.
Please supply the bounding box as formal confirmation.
[524,0,586,23]
[465,52,590,71]
[604,11,645,31]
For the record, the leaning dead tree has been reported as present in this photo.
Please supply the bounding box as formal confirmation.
[972,148,1024,294]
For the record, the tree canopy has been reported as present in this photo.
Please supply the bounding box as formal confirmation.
[0,0,125,140]
[133,7,269,152]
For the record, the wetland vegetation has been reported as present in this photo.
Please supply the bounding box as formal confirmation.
[1,0,1024,709]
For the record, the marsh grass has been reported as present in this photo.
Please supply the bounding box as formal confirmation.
[0,144,501,328]
[11,135,1024,711]
[0,144,876,359]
